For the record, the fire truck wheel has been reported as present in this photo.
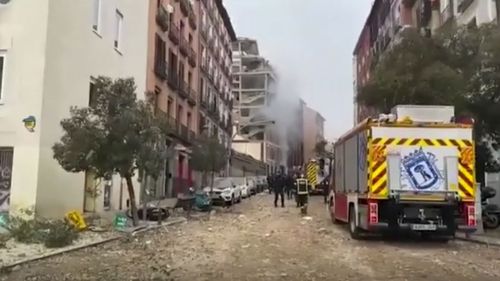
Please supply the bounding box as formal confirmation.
[349,205,361,240]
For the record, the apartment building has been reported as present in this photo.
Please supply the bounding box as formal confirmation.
[231,37,282,174]
[0,0,148,217]
[146,0,235,195]
[147,0,200,197]
[197,0,236,162]
[303,106,325,163]
[353,0,498,124]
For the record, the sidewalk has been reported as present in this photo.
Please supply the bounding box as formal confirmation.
[456,229,500,247]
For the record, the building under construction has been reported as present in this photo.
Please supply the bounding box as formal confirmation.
[231,37,282,174]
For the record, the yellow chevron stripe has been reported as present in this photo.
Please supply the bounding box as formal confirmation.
[371,138,473,148]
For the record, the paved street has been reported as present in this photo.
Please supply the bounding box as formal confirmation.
[3,194,500,281]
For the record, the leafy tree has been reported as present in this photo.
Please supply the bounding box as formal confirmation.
[53,77,168,226]
[357,29,466,113]
[190,135,228,191]
[358,24,500,179]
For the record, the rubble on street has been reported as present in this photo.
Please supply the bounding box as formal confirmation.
[2,196,500,281]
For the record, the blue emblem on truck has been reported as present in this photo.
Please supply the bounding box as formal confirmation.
[401,148,442,191]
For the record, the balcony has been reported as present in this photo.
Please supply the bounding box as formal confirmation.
[167,70,179,90]
[154,60,167,80]
[179,0,190,16]
[168,23,180,45]
[188,47,197,67]
[208,38,215,51]
[201,25,209,41]
[167,116,179,137]
[187,88,197,106]
[156,6,170,32]
[200,96,209,109]
[201,62,209,75]
[180,36,189,57]
[188,10,197,30]
[179,124,189,142]
[178,80,189,99]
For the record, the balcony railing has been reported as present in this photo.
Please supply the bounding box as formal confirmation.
[167,116,179,137]
[178,80,189,99]
[188,47,197,67]
[188,10,197,30]
[167,70,179,90]
[200,96,209,109]
[201,25,209,41]
[179,124,189,141]
[168,23,180,45]
[180,36,189,57]
[187,88,197,106]
[154,59,167,80]
[179,0,190,16]
[156,6,170,32]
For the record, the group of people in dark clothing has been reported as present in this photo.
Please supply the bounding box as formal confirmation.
[267,172,306,208]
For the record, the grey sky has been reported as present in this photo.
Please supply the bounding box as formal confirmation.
[224,0,373,139]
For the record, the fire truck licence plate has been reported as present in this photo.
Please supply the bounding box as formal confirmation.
[411,224,437,231]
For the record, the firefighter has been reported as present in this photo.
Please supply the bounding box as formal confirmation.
[295,174,309,214]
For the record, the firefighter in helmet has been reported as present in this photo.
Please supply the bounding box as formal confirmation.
[295,173,309,214]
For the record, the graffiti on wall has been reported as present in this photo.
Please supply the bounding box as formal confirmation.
[0,148,13,213]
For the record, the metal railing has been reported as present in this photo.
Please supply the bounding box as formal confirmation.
[188,47,197,67]
[154,59,167,80]
[180,36,189,56]
[167,70,179,90]
[179,0,190,16]
[187,88,197,106]
[156,6,169,32]
[178,80,189,99]
[168,23,180,45]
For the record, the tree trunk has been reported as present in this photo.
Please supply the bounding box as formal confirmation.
[125,175,140,226]
[141,175,148,222]
[210,171,215,193]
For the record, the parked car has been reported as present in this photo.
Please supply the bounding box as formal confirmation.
[203,178,242,206]
[232,177,257,196]
[246,177,258,195]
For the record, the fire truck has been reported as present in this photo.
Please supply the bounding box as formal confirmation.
[305,159,330,195]
[328,105,477,240]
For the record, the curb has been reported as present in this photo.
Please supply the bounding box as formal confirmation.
[0,217,187,270]
[455,232,500,247]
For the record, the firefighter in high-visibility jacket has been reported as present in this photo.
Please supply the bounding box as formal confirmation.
[295,175,309,214]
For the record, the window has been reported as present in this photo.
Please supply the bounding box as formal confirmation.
[92,0,102,33]
[89,79,97,107]
[114,10,124,51]
[0,54,5,101]
[187,112,192,130]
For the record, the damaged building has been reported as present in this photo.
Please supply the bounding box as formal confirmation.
[231,37,282,174]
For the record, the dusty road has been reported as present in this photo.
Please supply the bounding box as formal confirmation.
[3,194,500,281]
